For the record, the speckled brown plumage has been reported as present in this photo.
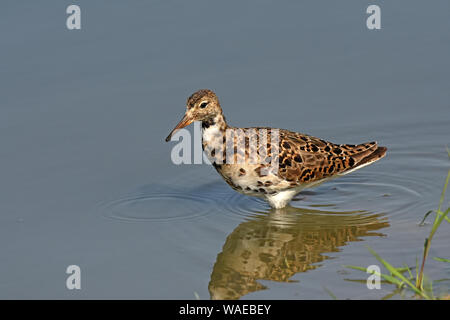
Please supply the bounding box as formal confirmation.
[166,89,387,208]
[276,130,386,184]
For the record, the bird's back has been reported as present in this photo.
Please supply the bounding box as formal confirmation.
[207,127,386,195]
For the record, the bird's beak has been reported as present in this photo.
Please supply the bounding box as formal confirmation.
[165,113,194,142]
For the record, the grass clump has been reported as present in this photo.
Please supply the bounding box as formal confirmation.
[346,150,450,300]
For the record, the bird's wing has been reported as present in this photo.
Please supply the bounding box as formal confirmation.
[276,129,384,184]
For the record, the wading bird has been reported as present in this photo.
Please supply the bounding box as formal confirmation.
[166,89,386,209]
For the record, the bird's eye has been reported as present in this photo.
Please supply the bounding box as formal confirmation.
[200,102,208,109]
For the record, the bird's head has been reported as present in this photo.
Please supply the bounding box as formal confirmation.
[165,89,222,142]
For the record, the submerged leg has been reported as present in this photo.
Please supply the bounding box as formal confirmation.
[265,189,298,209]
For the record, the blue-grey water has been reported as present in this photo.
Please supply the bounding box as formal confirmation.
[0,1,449,299]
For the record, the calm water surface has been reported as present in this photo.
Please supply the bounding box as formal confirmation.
[0,1,449,299]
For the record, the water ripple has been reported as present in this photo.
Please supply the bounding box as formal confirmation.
[99,154,444,224]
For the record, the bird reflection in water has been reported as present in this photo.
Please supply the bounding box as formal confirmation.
[208,205,389,299]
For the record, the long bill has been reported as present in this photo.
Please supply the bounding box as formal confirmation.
[165,114,193,142]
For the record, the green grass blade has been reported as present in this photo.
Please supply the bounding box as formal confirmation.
[345,265,404,287]
[323,287,337,300]
[437,170,450,214]
[437,208,450,224]
[434,257,450,263]
[415,257,419,284]
[431,207,450,237]
[366,247,431,299]
[403,263,413,280]
[345,265,368,273]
